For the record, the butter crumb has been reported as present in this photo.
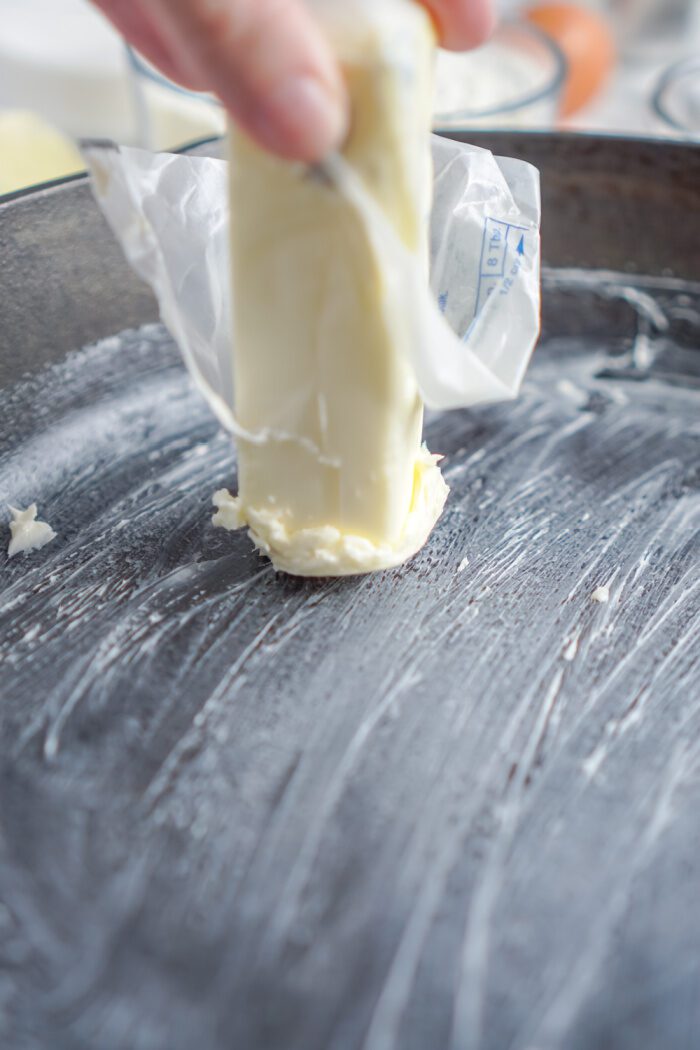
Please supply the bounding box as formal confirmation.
[212,489,243,532]
[7,504,56,558]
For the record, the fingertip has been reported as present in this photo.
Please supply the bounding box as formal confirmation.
[163,0,349,163]
[428,0,496,51]
[259,75,350,162]
[228,74,348,163]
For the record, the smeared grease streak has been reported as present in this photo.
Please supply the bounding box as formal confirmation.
[0,279,699,1050]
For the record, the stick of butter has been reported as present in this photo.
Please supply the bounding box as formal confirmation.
[216,0,449,576]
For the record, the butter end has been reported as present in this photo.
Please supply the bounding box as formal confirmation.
[234,447,449,577]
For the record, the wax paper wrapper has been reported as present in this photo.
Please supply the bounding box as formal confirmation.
[82,135,540,422]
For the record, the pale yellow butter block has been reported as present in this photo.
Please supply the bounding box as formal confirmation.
[0,111,83,195]
[221,0,448,576]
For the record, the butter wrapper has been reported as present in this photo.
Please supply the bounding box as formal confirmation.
[82,135,540,419]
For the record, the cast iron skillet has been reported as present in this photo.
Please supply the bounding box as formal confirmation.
[0,134,699,1050]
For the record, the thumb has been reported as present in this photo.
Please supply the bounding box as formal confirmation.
[149,0,348,162]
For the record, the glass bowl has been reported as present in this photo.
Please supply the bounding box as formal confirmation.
[125,46,225,151]
[433,20,567,130]
[127,18,568,145]
[652,56,700,138]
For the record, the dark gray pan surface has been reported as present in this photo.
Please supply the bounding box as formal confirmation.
[0,135,699,1050]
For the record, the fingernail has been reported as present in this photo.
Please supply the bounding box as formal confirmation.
[263,75,348,162]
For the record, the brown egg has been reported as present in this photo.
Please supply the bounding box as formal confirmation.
[525,3,616,117]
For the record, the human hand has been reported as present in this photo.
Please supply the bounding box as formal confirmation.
[94,0,494,161]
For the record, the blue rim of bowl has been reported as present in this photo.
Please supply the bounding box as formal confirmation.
[652,56,700,134]
[125,44,220,104]
[126,19,568,122]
